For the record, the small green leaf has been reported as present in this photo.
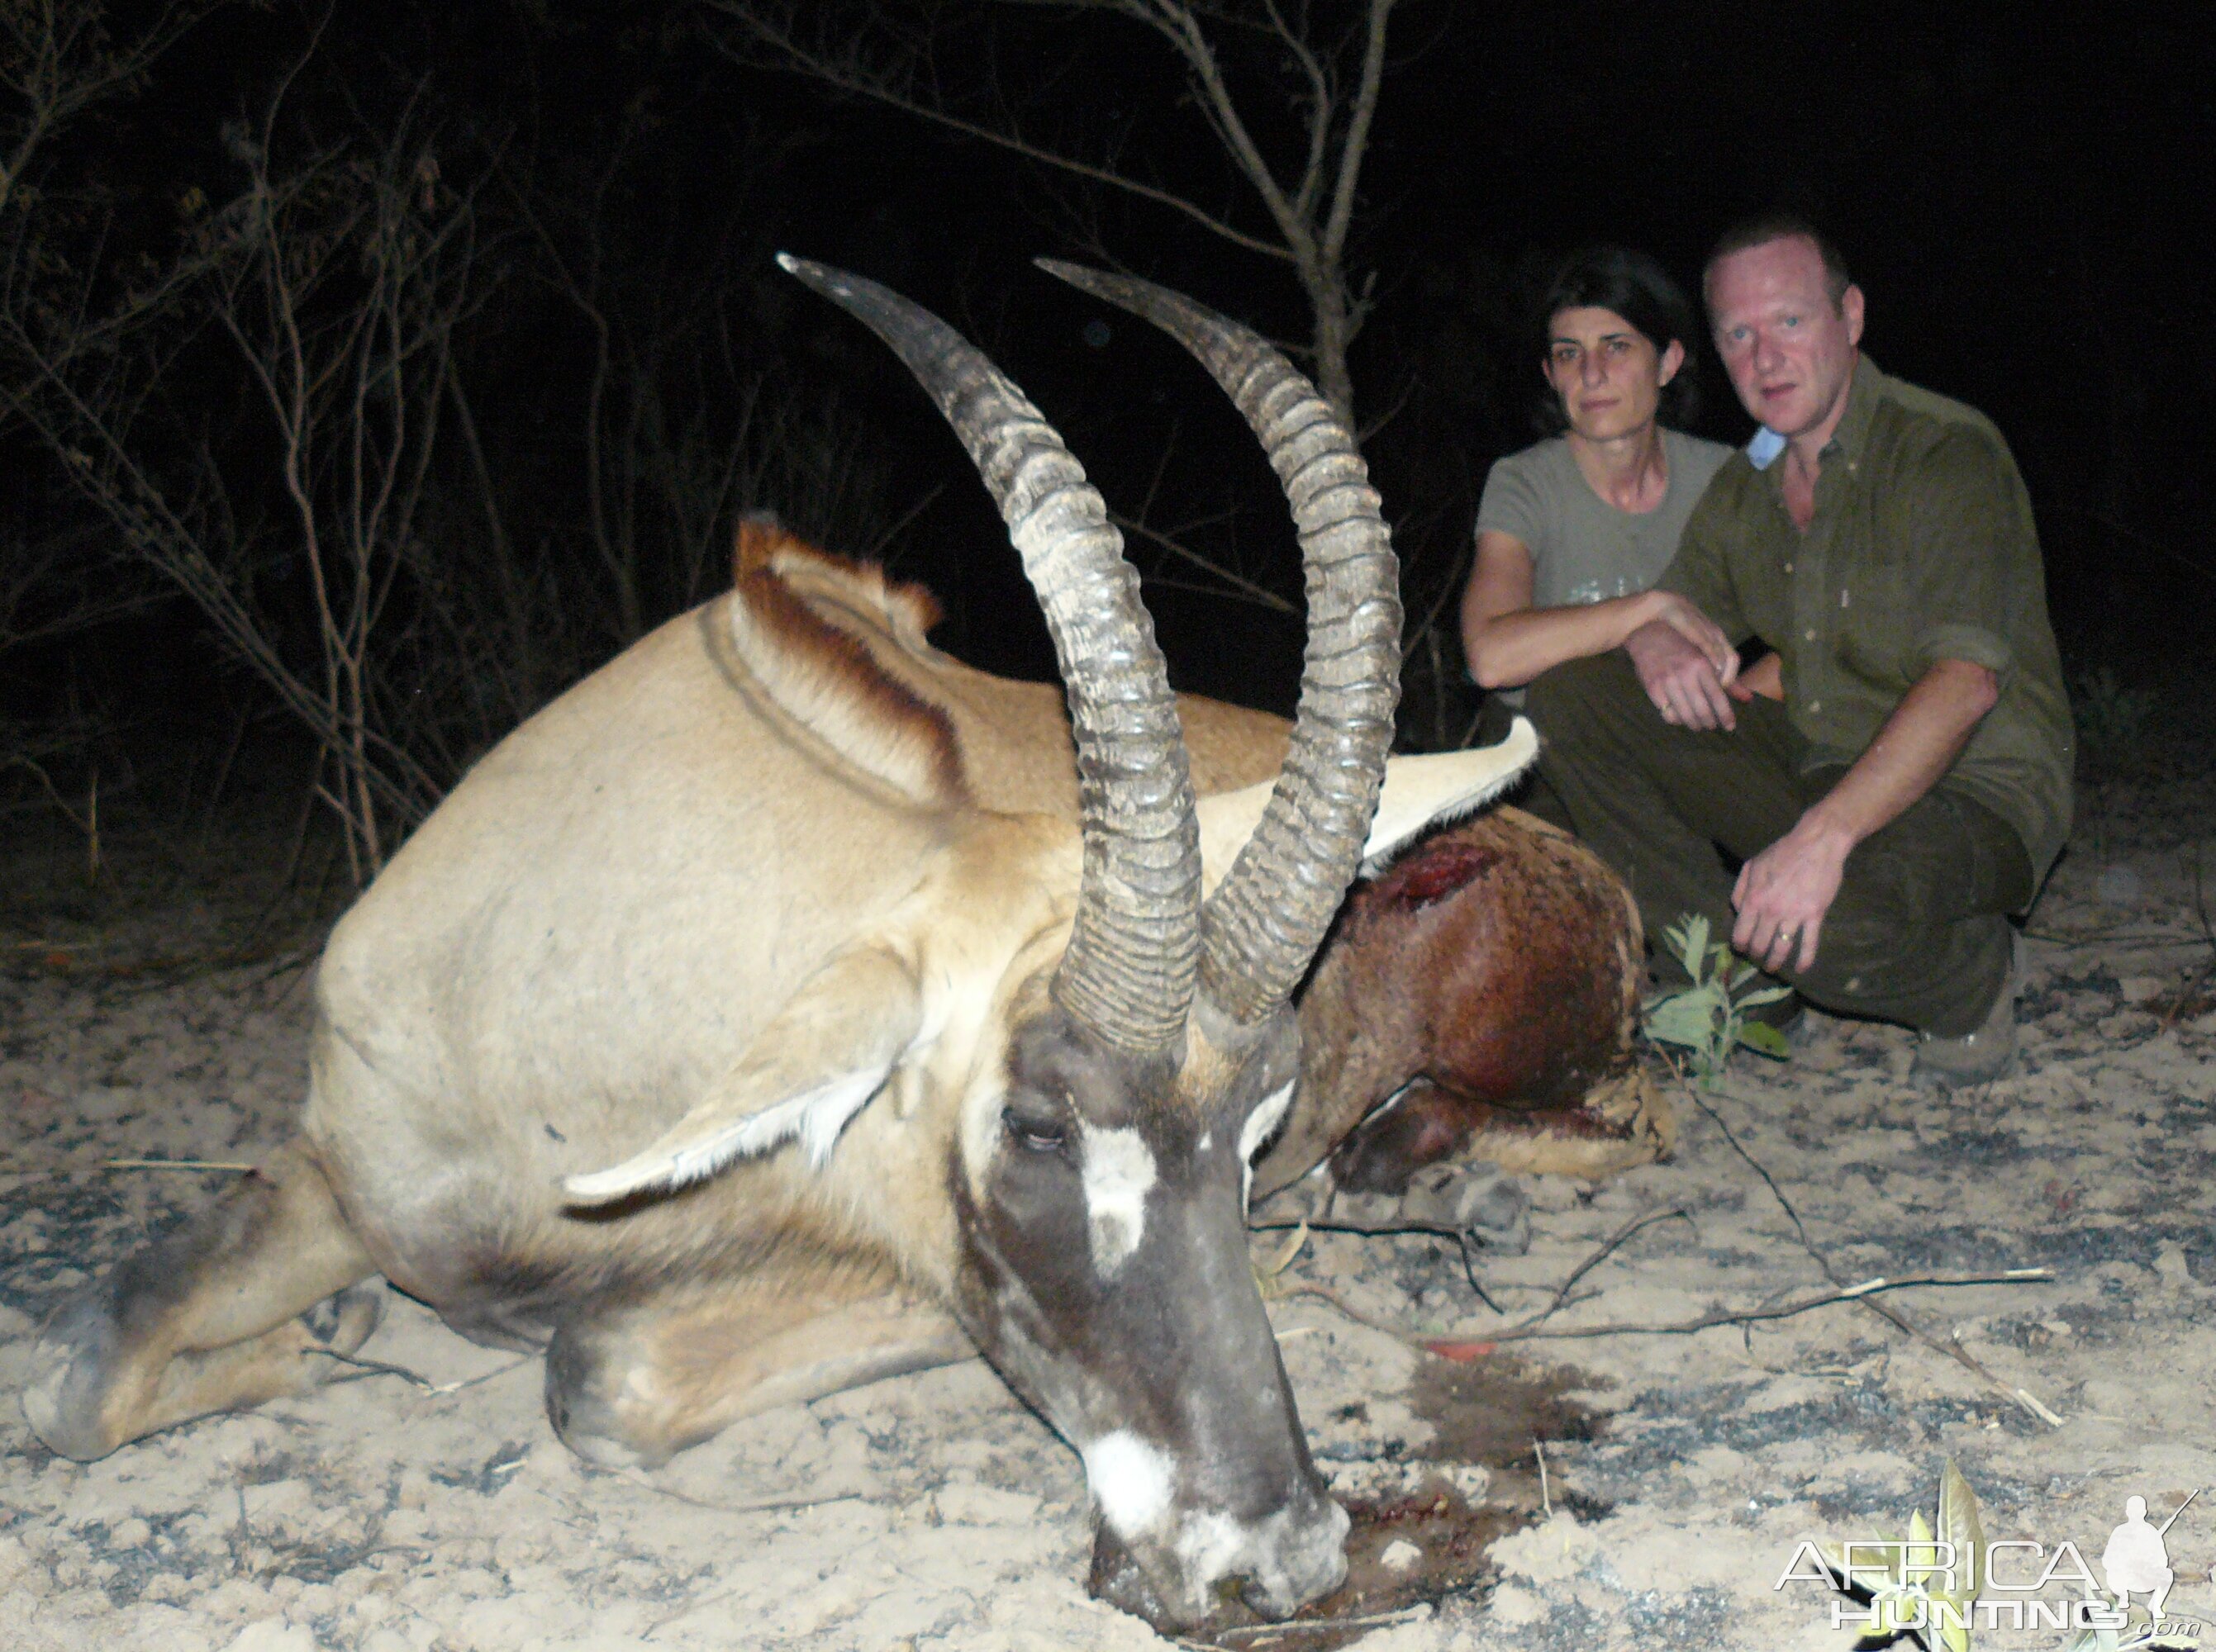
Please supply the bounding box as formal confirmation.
[1875,1583,1928,1637]
[1735,983,1795,1009]
[1677,914,1710,975]
[1856,1535,1905,1588]
[1738,1023,1791,1059]
[1938,1459,1985,1600]
[1643,999,1713,1048]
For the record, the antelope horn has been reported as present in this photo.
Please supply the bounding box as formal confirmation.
[1036,260,1400,1026]
[779,255,1201,1056]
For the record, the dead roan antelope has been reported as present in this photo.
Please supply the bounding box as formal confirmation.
[27,259,1594,1628]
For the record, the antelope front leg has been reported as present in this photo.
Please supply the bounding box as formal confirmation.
[24,1140,381,1460]
[544,1265,972,1469]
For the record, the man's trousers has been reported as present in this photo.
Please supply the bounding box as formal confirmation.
[1525,653,2033,1037]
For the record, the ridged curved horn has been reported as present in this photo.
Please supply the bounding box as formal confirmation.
[1037,260,1401,1026]
[779,255,1201,1056]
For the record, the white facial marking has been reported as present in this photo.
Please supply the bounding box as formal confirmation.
[1081,1125,1157,1278]
[1081,1430,1175,1538]
[1239,1079,1296,1212]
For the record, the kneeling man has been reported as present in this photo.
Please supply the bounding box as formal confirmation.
[1529,216,2072,1085]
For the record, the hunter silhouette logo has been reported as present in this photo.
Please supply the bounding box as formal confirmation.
[1773,1464,2207,1650]
[2104,1493,2195,1622]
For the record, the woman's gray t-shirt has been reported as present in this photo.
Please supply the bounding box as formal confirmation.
[1475,428,1733,608]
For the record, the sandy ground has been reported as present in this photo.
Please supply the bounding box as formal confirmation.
[3,762,2214,1652]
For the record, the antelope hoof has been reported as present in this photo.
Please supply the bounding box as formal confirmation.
[1400,1161,1531,1254]
[544,1322,669,1470]
[301,1282,385,1366]
[1323,1163,1530,1255]
[23,1279,383,1463]
[23,1282,131,1461]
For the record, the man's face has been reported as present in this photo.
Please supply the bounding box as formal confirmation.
[1708,236,1865,441]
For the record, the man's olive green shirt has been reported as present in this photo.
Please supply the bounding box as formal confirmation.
[1657,359,2073,882]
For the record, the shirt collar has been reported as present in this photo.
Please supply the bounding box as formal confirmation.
[1826,354,1883,468]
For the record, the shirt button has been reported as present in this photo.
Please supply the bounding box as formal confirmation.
[1783,562,1794,573]
[1804,628,1817,641]
[1808,699,1822,713]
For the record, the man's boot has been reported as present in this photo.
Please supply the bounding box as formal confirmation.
[1909,933,2022,1089]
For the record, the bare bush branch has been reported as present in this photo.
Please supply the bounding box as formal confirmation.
[704,0,1400,426]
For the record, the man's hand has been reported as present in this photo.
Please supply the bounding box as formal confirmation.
[1648,592,1739,677]
[1727,651,1785,703]
[1732,815,1854,974]
[1729,657,2000,975]
[1624,615,1738,730]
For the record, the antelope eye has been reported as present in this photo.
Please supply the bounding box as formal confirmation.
[1001,1107,1068,1154]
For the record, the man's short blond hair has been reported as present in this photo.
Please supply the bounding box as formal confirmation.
[1704,214,1853,312]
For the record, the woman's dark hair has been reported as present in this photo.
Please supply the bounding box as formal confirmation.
[1530,245,1701,436]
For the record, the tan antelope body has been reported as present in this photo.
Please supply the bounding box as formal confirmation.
[22,261,1538,1629]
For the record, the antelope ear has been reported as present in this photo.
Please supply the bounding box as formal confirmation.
[1360,717,1538,871]
[1196,717,1538,891]
[563,943,925,1205]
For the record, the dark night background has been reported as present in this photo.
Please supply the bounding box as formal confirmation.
[3,0,2209,884]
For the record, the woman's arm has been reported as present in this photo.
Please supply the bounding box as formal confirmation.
[1460,531,1735,691]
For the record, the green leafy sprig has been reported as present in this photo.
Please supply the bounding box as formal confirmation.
[1820,1460,1987,1652]
[1641,914,1794,1081]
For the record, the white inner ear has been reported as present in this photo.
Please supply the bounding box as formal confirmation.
[1196,719,1539,892]
[1239,1079,1296,1214]
[563,1061,894,1203]
[1360,717,1539,873]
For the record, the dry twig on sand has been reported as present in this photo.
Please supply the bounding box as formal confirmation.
[307,1346,530,1398]
[1282,1268,2052,1357]
[603,1469,865,1520]
[1178,1605,1434,1649]
[1669,1061,2067,1428]
[1481,1269,2054,1343]
[103,1158,254,1172]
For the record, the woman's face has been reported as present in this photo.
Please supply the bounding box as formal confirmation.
[1543,306,1685,444]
